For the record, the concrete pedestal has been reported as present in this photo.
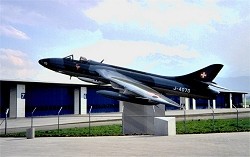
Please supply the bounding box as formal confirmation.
[26,128,35,139]
[154,117,176,136]
[122,102,165,135]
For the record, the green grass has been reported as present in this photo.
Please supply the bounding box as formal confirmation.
[1,118,249,137]
[1,124,122,137]
[177,118,250,134]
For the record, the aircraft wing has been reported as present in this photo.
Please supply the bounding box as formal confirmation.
[96,69,180,107]
[201,81,229,90]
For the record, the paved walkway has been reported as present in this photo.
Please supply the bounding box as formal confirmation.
[1,108,249,133]
[1,132,250,157]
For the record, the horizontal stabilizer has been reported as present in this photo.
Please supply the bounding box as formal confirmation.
[201,81,229,90]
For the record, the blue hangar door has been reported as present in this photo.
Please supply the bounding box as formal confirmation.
[87,87,119,113]
[25,84,74,117]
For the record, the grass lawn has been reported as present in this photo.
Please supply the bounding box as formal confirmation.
[1,118,249,137]
[177,118,250,134]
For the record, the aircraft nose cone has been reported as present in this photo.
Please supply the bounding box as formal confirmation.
[38,59,49,67]
[38,58,65,71]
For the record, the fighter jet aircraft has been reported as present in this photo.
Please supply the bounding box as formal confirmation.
[39,55,226,108]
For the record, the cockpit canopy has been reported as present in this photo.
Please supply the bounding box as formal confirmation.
[63,54,74,60]
[63,54,102,64]
[80,56,87,62]
[63,55,88,62]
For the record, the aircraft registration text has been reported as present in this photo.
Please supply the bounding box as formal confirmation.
[173,86,190,93]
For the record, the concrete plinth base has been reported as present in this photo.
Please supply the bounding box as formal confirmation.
[26,128,35,139]
[122,102,165,135]
[154,117,176,136]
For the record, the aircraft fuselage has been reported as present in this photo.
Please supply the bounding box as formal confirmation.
[39,55,219,100]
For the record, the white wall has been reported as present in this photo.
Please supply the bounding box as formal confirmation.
[9,87,17,118]
[74,88,80,114]
[9,84,25,118]
[17,84,25,117]
[180,97,190,110]
[80,87,87,114]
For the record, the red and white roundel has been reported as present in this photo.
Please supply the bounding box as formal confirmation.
[76,64,80,70]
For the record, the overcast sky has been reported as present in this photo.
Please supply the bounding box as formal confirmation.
[0,0,249,84]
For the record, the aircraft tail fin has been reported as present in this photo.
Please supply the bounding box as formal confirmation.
[176,64,224,82]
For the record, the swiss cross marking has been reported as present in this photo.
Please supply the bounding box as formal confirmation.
[200,72,207,78]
